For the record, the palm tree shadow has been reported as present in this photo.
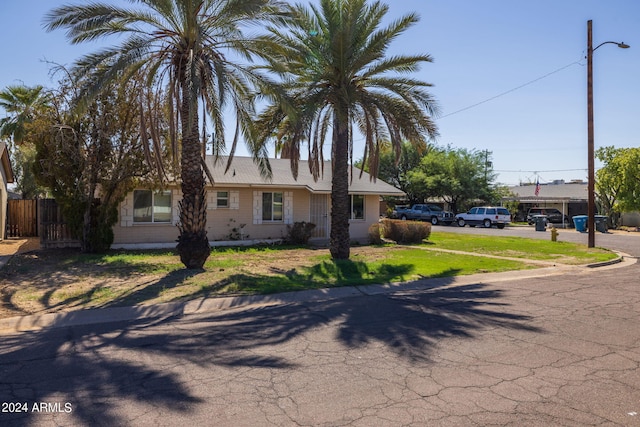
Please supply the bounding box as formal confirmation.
[0,277,542,425]
[157,278,542,364]
[100,268,204,308]
[335,283,541,360]
[0,318,202,426]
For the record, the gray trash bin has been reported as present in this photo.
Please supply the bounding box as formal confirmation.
[534,215,547,232]
[594,215,608,233]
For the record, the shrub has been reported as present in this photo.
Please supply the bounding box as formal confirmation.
[285,221,316,245]
[368,222,384,245]
[381,219,431,244]
[226,219,248,240]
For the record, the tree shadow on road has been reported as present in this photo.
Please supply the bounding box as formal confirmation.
[169,279,541,363]
[335,283,540,360]
[0,318,202,426]
[0,276,542,426]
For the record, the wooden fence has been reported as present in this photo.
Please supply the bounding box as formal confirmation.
[39,199,80,248]
[4,199,81,248]
[6,199,38,237]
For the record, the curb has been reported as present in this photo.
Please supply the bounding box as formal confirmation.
[2,255,634,335]
[585,251,632,268]
[586,256,623,268]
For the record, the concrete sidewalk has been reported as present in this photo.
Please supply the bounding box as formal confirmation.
[0,251,633,335]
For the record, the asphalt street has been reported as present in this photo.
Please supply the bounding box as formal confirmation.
[0,227,639,426]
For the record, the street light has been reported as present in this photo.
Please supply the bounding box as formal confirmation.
[586,20,629,248]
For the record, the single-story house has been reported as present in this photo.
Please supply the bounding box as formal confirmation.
[113,156,404,248]
[505,180,588,222]
[505,180,639,227]
[0,142,15,240]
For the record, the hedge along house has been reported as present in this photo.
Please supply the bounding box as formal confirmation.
[113,157,404,249]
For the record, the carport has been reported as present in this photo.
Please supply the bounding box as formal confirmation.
[504,181,588,226]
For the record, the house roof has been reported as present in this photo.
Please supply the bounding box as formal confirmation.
[0,142,14,183]
[506,182,587,202]
[204,156,404,196]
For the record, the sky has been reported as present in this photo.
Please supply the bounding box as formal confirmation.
[1,0,639,186]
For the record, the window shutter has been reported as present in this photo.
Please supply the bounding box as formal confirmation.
[120,192,134,227]
[230,190,240,210]
[172,189,181,225]
[207,191,217,210]
[253,191,262,224]
[284,192,293,224]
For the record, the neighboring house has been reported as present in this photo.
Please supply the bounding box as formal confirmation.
[505,180,639,227]
[113,157,404,248]
[505,180,588,223]
[0,142,15,240]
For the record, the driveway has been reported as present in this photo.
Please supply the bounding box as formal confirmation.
[1,232,639,426]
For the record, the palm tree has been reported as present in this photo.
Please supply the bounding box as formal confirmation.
[0,85,50,147]
[44,0,284,269]
[253,0,439,259]
[0,85,51,198]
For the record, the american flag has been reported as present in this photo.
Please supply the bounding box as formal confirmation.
[534,179,541,196]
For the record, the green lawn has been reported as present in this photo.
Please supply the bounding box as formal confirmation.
[427,231,617,265]
[200,248,530,295]
[0,233,618,316]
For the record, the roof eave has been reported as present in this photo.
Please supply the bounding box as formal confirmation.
[0,143,14,183]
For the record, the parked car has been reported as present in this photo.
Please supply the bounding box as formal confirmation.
[526,208,569,225]
[455,206,511,229]
[391,204,455,225]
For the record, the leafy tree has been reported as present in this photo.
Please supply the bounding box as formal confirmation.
[44,0,285,268]
[494,186,520,220]
[380,142,428,205]
[12,145,46,199]
[407,146,496,213]
[356,140,427,205]
[32,76,163,253]
[0,85,51,198]
[253,0,438,259]
[596,146,640,226]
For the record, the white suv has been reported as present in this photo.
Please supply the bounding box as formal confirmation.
[456,206,511,229]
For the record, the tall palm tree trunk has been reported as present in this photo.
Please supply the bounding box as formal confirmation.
[177,87,210,269]
[330,112,350,260]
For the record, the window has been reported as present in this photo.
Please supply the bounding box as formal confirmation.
[133,190,171,223]
[216,191,229,208]
[262,192,283,221]
[349,195,365,220]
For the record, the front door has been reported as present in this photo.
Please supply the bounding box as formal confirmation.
[310,194,328,238]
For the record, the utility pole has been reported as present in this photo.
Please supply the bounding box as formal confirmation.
[587,20,595,248]
[586,20,630,247]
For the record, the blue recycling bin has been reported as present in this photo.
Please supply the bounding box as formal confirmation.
[573,215,587,232]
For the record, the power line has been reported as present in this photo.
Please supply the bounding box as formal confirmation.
[495,168,586,173]
[440,60,582,119]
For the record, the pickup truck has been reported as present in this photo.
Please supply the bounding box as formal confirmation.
[391,204,455,225]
